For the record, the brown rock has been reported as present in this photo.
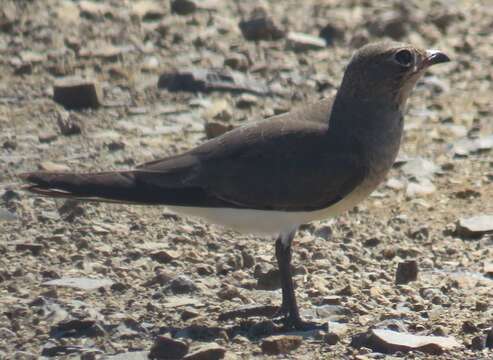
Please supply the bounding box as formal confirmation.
[456,215,493,238]
[395,260,418,285]
[369,329,461,355]
[149,335,189,360]
[261,335,302,355]
[40,162,71,172]
[183,343,225,360]
[38,132,58,143]
[53,77,101,110]
[286,32,326,52]
[205,121,233,139]
[43,277,114,290]
[239,9,284,41]
[150,250,180,264]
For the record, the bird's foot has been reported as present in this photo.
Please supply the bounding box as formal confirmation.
[282,315,327,331]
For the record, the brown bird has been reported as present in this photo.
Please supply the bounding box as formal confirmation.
[20,42,449,330]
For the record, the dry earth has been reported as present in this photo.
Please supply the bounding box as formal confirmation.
[1,0,493,359]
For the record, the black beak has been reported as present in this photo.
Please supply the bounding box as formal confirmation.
[423,49,450,67]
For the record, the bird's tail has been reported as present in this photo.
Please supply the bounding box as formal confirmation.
[19,171,157,204]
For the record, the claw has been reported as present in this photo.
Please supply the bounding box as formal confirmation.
[282,313,328,331]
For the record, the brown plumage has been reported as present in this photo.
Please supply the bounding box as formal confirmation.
[20,41,449,329]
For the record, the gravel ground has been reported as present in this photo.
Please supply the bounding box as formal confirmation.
[1,0,493,359]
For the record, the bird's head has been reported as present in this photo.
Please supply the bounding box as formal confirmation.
[339,41,450,111]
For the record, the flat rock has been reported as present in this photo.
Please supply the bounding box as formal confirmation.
[149,335,189,360]
[79,44,133,60]
[218,305,278,321]
[53,77,101,110]
[369,329,460,355]
[401,157,439,179]
[43,277,114,290]
[453,135,493,156]
[456,215,493,237]
[406,178,436,197]
[261,335,302,355]
[158,68,270,96]
[39,161,71,172]
[183,343,225,360]
[286,32,326,52]
[163,296,203,308]
[302,305,350,322]
[105,351,149,360]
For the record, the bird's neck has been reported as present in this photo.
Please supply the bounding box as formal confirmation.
[329,88,404,137]
[330,89,405,180]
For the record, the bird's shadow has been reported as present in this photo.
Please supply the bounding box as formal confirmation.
[158,318,326,343]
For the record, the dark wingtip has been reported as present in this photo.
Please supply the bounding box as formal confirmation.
[18,171,51,185]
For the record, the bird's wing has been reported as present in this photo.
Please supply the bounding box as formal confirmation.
[138,116,368,211]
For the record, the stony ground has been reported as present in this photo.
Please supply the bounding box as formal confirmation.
[1,0,493,359]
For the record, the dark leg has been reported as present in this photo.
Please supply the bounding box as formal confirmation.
[275,230,323,330]
[275,231,300,324]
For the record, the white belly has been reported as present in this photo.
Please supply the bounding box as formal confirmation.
[168,185,372,235]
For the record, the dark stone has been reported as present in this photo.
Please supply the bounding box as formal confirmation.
[169,276,198,294]
[149,335,189,360]
[256,268,281,290]
[319,23,345,46]
[261,335,302,355]
[53,77,101,110]
[395,260,418,285]
[239,9,284,41]
[171,0,197,15]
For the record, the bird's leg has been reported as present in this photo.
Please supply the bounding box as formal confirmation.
[275,230,299,322]
[275,230,323,330]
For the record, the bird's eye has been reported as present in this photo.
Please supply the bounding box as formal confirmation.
[394,49,413,67]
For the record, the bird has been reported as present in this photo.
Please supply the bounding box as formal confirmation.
[20,41,449,330]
